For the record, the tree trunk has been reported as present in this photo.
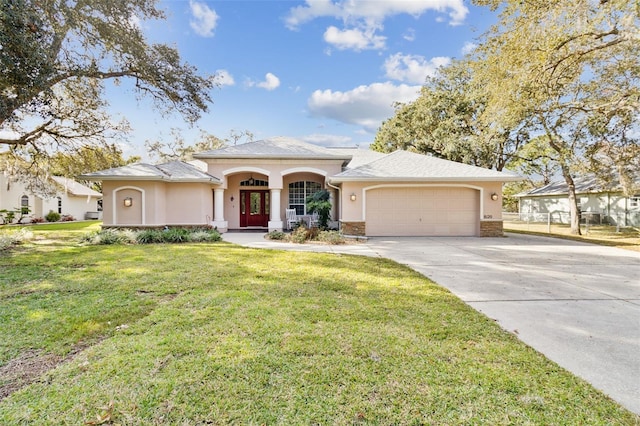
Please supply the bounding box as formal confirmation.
[562,166,581,235]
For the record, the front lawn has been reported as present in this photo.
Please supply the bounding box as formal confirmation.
[0,233,636,424]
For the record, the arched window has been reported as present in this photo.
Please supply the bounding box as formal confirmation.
[20,195,29,214]
[288,181,321,215]
[240,177,268,187]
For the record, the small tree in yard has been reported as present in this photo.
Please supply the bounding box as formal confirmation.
[306,190,332,230]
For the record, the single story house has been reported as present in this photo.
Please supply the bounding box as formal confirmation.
[82,137,521,237]
[517,175,640,227]
[0,173,103,222]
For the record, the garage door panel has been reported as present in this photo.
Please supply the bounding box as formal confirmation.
[366,187,479,237]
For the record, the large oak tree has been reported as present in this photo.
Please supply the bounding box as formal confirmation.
[0,0,216,187]
[472,0,640,234]
[372,59,528,171]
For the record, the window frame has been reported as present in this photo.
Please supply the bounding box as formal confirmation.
[288,181,322,215]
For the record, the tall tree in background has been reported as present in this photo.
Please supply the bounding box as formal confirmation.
[145,129,254,162]
[372,59,528,171]
[48,144,140,192]
[472,0,640,234]
[0,0,216,187]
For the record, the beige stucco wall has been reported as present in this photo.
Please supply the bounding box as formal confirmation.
[339,180,505,222]
[102,181,213,227]
[203,158,345,228]
[165,183,213,225]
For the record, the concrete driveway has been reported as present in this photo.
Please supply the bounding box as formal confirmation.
[224,232,640,414]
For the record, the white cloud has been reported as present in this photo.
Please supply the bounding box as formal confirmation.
[215,69,235,87]
[285,0,469,29]
[247,73,281,91]
[307,82,421,132]
[324,26,386,51]
[189,0,219,37]
[403,28,416,42]
[461,41,478,55]
[383,53,450,84]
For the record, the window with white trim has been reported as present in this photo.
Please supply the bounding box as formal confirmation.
[630,195,640,209]
[20,195,29,214]
[288,181,321,215]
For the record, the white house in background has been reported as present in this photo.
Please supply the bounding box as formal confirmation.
[517,175,640,227]
[0,173,102,222]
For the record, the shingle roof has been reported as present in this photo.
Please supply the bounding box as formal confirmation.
[330,150,522,182]
[80,161,221,184]
[51,176,102,197]
[517,175,640,197]
[193,136,353,160]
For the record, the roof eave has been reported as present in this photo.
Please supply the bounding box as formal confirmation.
[329,176,523,183]
[193,154,352,161]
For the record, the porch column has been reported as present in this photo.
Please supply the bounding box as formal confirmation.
[212,188,228,232]
[268,188,284,231]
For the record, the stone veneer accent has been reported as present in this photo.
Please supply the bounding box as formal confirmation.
[480,220,504,237]
[341,221,366,236]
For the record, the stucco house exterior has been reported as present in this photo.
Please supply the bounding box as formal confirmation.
[82,137,521,237]
[0,173,102,222]
[517,175,640,227]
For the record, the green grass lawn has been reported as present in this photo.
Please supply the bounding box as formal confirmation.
[0,228,637,424]
[504,221,640,252]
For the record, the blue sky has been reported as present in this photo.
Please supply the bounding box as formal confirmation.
[108,1,498,160]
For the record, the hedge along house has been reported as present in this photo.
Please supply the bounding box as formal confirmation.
[82,137,521,237]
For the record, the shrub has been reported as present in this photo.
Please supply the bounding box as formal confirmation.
[0,228,33,251]
[136,229,164,244]
[30,217,45,224]
[317,230,346,245]
[83,227,222,245]
[92,229,137,245]
[306,189,332,229]
[266,230,286,240]
[189,229,222,242]
[60,214,75,222]
[161,227,190,243]
[289,226,309,244]
[45,210,61,222]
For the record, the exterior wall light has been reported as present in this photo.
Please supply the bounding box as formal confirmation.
[350,193,357,201]
[230,195,234,202]
[123,197,133,207]
[490,193,499,201]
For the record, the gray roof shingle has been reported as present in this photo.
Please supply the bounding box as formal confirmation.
[330,150,522,182]
[80,161,221,183]
[51,176,102,197]
[193,136,353,160]
[518,175,640,197]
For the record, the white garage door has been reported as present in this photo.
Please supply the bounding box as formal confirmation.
[365,187,479,236]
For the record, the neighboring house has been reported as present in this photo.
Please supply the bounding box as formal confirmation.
[517,175,640,227]
[82,137,521,237]
[0,173,102,222]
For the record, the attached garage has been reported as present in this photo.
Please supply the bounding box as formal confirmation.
[365,186,480,236]
[331,150,522,237]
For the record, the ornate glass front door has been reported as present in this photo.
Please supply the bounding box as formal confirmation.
[240,190,269,227]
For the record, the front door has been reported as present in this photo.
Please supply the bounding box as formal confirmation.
[240,190,269,227]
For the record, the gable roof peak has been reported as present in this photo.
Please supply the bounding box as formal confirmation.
[193,136,353,160]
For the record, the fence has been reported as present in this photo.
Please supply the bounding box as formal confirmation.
[503,212,552,233]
